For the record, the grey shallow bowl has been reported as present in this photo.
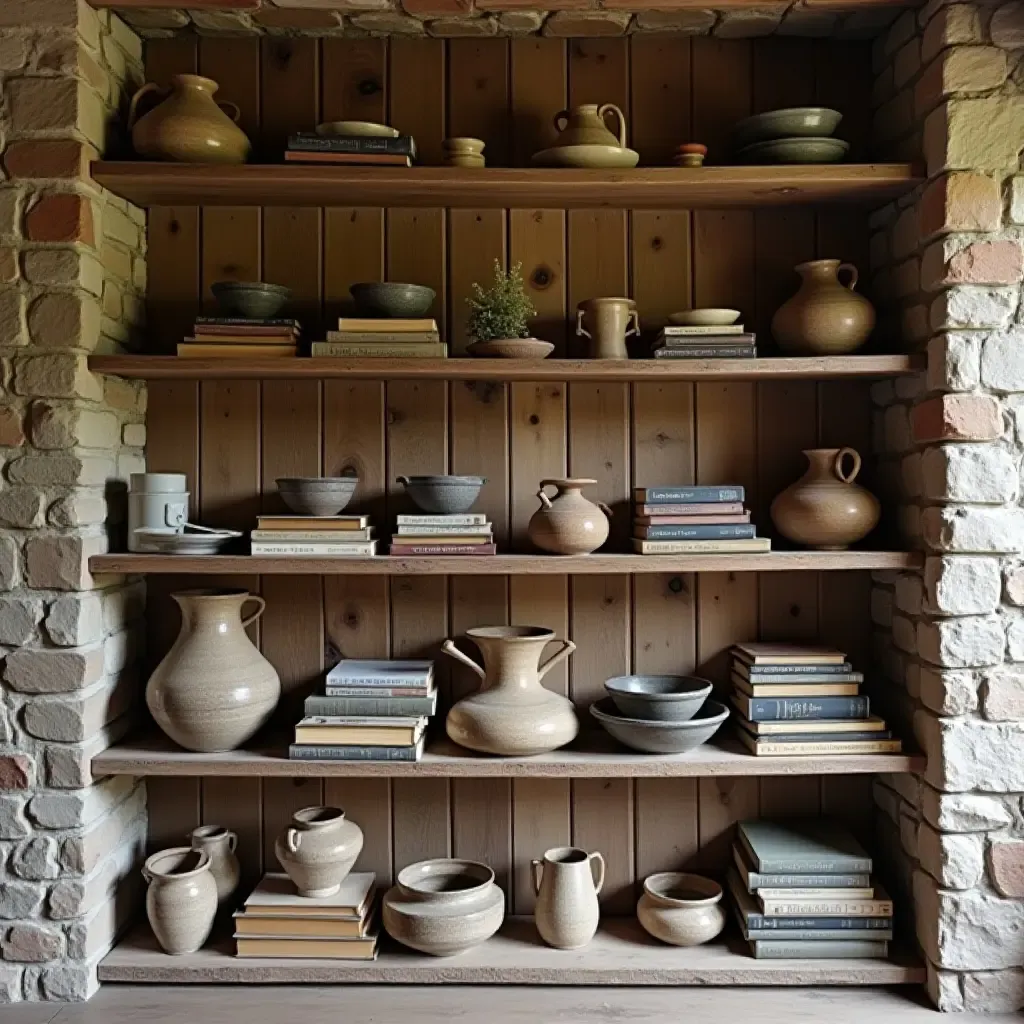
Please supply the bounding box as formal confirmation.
[398,475,485,514]
[134,527,241,555]
[604,675,713,723]
[350,283,436,319]
[590,697,729,754]
[277,477,358,517]
[732,107,843,147]
[211,281,292,319]
[737,137,850,165]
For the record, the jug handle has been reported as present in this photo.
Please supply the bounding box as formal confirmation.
[227,831,238,853]
[553,109,570,134]
[598,103,627,148]
[589,851,606,894]
[837,263,859,290]
[141,865,153,884]
[241,596,267,628]
[219,101,242,124]
[531,859,544,895]
[626,310,641,337]
[597,501,614,521]
[440,639,486,679]
[128,82,163,130]
[286,828,301,853]
[536,482,556,509]
[834,447,862,484]
[538,639,576,680]
[575,309,591,339]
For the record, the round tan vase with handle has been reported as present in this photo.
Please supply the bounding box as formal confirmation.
[553,103,627,148]
[770,447,881,550]
[576,298,639,360]
[274,806,364,898]
[442,626,578,756]
[143,847,218,955]
[532,847,604,950]
[189,825,240,907]
[771,259,875,355]
[528,478,612,555]
[145,588,281,753]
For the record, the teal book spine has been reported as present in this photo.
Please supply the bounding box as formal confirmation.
[749,939,889,959]
[289,743,422,762]
[304,694,437,717]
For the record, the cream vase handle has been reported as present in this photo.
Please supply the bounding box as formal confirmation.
[127,82,163,130]
[589,851,606,894]
[227,831,238,853]
[597,501,614,521]
[241,596,267,629]
[286,828,301,854]
[626,310,641,337]
[554,109,570,133]
[598,103,627,147]
[219,101,242,124]
[536,483,555,509]
[441,639,486,679]
[531,859,544,895]
[141,865,153,884]
[834,447,862,484]
[575,309,592,339]
[538,639,576,680]
[837,262,859,290]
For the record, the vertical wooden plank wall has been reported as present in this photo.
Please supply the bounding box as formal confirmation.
[142,36,878,891]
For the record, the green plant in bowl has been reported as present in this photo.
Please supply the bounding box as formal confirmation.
[467,260,536,343]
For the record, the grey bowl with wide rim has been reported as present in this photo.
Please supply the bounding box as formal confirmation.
[603,674,713,722]
[731,107,843,148]
[398,475,485,514]
[277,477,358,517]
[590,697,729,754]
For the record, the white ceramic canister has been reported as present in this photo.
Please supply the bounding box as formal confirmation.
[129,473,189,552]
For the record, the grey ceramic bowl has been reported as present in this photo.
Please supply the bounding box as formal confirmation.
[590,697,729,754]
[603,675,713,723]
[737,137,850,165]
[277,477,358,517]
[350,283,436,319]
[731,107,843,147]
[398,475,485,514]
[211,281,292,319]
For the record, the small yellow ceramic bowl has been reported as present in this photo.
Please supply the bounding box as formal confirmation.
[669,308,742,327]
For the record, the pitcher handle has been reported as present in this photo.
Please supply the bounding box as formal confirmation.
[536,482,555,510]
[834,447,862,484]
[837,262,859,290]
[219,101,242,124]
[141,865,153,884]
[575,309,591,339]
[597,501,614,521]
[531,859,543,895]
[286,828,301,854]
[538,639,575,680]
[441,638,486,679]
[241,596,267,629]
[598,103,627,148]
[227,831,238,853]
[128,82,163,130]
[589,851,605,895]
[553,109,570,134]
[625,310,641,337]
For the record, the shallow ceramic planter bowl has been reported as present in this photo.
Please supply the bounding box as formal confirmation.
[277,477,358,517]
[467,339,555,360]
[398,475,485,514]
[637,872,726,947]
[350,283,436,319]
[603,675,713,722]
[210,281,292,319]
[738,137,850,165]
[589,697,728,754]
[316,121,398,138]
[669,308,742,327]
[134,527,241,555]
[533,144,640,169]
[732,107,842,147]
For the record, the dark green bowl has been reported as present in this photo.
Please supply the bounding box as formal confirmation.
[350,283,436,319]
[211,281,292,319]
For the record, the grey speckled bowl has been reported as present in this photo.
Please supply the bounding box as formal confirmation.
[603,675,713,722]
[350,283,436,319]
[211,281,292,319]
[398,475,485,514]
[590,697,729,754]
[277,477,358,517]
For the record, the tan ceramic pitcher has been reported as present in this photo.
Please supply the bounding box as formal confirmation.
[553,104,627,149]
[528,478,612,555]
[576,298,639,360]
[533,847,605,949]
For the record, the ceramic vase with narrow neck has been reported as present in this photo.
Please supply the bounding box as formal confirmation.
[143,847,218,955]
[532,847,604,949]
[553,104,627,148]
[576,298,639,360]
[189,825,240,907]
[274,806,364,898]
[528,478,612,555]
[442,626,578,756]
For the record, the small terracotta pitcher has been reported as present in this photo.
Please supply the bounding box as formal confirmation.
[576,298,639,360]
[553,104,627,149]
[532,847,605,950]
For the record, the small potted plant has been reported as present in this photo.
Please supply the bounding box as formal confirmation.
[466,260,552,359]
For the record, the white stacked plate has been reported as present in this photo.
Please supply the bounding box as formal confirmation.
[731,107,847,164]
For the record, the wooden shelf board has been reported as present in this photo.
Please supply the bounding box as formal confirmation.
[88,355,924,381]
[99,919,924,986]
[92,732,924,778]
[91,162,923,210]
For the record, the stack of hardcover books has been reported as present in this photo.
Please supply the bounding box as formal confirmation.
[250,515,377,558]
[285,132,417,168]
[289,659,436,762]
[727,818,893,961]
[234,872,379,960]
[729,643,901,756]
[632,485,770,555]
[389,512,496,557]
[178,316,300,359]
[651,323,756,360]
[311,317,446,359]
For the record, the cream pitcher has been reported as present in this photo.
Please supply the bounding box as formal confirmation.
[532,846,605,949]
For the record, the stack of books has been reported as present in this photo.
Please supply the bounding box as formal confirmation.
[727,818,893,960]
[632,485,770,555]
[250,515,377,558]
[178,316,300,359]
[389,512,495,557]
[285,132,417,168]
[652,323,756,360]
[289,659,436,762]
[234,872,379,960]
[311,317,446,359]
[729,643,902,756]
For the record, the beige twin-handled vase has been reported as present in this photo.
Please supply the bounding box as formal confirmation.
[533,847,605,949]
[576,297,639,360]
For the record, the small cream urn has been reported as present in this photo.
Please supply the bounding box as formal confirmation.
[527,478,612,555]
[274,806,363,898]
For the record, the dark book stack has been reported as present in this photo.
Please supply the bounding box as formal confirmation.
[250,514,377,558]
[728,818,893,960]
[285,133,417,167]
[289,659,437,762]
[311,317,446,359]
[179,316,300,359]
[632,485,770,555]
[651,323,756,359]
[389,512,496,557]
[729,643,902,756]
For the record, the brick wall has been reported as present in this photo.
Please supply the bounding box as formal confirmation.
[0,0,147,1003]
[869,0,1024,1011]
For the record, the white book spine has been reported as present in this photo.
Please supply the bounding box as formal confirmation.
[250,542,377,556]
[395,514,487,526]
[395,525,491,535]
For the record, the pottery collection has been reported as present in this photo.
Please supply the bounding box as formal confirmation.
[576,298,639,360]
[129,75,250,164]
[275,806,364,898]
[143,847,219,955]
[771,259,875,354]
[189,826,240,907]
[637,872,726,946]
[770,447,880,550]
[532,847,604,950]
[528,478,612,555]
[145,588,281,753]
[442,626,578,756]
[382,858,505,956]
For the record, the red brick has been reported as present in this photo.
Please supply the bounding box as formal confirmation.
[988,840,1024,897]
[920,172,1002,236]
[0,754,31,789]
[25,194,94,246]
[402,0,473,13]
[948,240,1024,285]
[912,394,1002,443]
[0,406,25,447]
[3,140,89,180]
